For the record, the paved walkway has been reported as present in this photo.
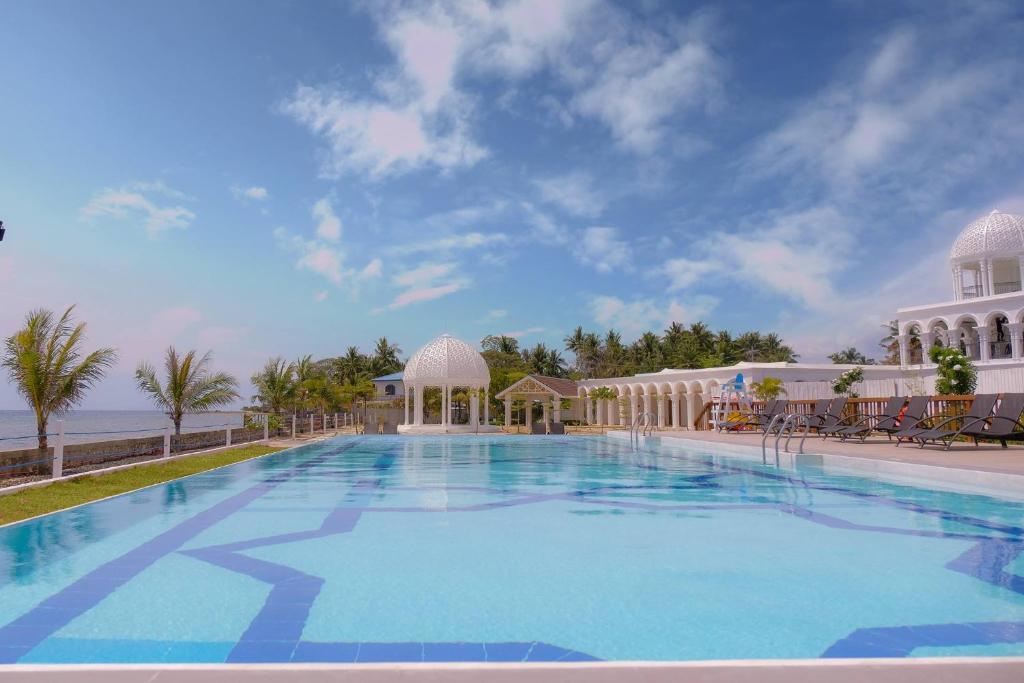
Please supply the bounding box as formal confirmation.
[654,429,1024,477]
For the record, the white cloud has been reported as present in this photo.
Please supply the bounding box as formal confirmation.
[589,295,716,338]
[232,185,269,201]
[662,257,714,290]
[501,326,545,338]
[570,20,722,153]
[273,227,345,285]
[283,1,723,176]
[746,28,1016,190]
[394,231,509,255]
[386,261,467,310]
[360,258,383,280]
[487,309,507,319]
[80,184,195,235]
[576,226,632,273]
[313,197,342,241]
[314,290,329,302]
[535,171,606,217]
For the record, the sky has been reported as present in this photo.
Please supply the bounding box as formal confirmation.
[1,0,1023,409]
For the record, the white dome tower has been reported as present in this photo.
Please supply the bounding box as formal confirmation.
[950,210,1024,300]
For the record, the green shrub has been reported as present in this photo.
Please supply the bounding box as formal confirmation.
[929,346,977,395]
[831,367,864,398]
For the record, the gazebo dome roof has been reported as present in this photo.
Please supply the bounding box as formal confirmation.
[950,210,1024,261]
[403,334,490,386]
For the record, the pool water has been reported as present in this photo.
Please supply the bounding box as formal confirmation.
[1,435,1023,664]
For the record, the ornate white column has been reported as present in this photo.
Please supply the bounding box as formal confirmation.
[671,393,681,427]
[585,395,593,424]
[1008,322,1024,359]
[642,393,652,416]
[952,264,962,301]
[978,327,991,362]
[919,331,935,362]
[657,395,666,428]
[897,334,911,367]
[629,394,639,424]
[484,390,489,426]
[606,399,616,426]
[470,390,479,426]
[415,385,424,425]
[504,398,512,427]
[987,259,997,296]
[979,258,990,296]
[404,386,410,425]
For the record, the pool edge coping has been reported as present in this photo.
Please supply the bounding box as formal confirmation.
[0,656,1021,680]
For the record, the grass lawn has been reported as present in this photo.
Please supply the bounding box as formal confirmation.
[0,443,284,526]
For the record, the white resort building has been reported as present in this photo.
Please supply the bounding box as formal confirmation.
[572,210,1024,430]
[388,212,1024,433]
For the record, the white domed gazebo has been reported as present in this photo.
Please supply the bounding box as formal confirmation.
[398,334,500,434]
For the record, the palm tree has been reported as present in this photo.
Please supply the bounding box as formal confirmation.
[250,357,295,413]
[2,306,117,451]
[292,354,318,414]
[828,347,875,365]
[334,346,366,384]
[370,336,402,375]
[135,347,239,435]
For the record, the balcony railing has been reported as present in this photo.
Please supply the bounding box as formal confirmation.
[961,285,982,299]
[995,281,1022,295]
[991,341,1013,359]
[961,282,1022,298]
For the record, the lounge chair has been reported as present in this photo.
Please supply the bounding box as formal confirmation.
[720,400,788,433]
[809,397,848,433]
[918,394,1024,450]
[549,422,566,435]
[716,399,776,432]
[531,422,547,435]
[873,396,931,443]
[822,396,906,441]
[803,399,832,428]
[896,394,997,448]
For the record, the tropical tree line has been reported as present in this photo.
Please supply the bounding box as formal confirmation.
[248,337,403,419]
[561,322,799,379]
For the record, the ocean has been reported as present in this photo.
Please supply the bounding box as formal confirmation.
[0,410,246,451]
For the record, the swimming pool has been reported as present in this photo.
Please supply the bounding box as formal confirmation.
[1,434,1023,664]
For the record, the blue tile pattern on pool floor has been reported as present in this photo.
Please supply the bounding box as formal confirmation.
[2,435,1024,663]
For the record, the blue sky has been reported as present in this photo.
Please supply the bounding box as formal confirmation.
[2,0,1023,409]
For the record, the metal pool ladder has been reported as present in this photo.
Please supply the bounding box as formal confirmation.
[630,411,657,449]
[762,414,810,466]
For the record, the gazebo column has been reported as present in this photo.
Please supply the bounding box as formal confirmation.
[984,258,995,296]
[1008,323,1024,359]
[553,397,561,424]
[542,399,550,426]
[897,334,910,367]
[585,396,593,424]
[483,390,489,426]
[671,392,680,428]
[504,398,512,427]
[657,395,666,428]
[403,386,410,425]
[978,328,991,362]
[642,393,652,416]
[414,385,424,425]
[952,264,962,300]
[920,331,935,361]
[470,390,479,426]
